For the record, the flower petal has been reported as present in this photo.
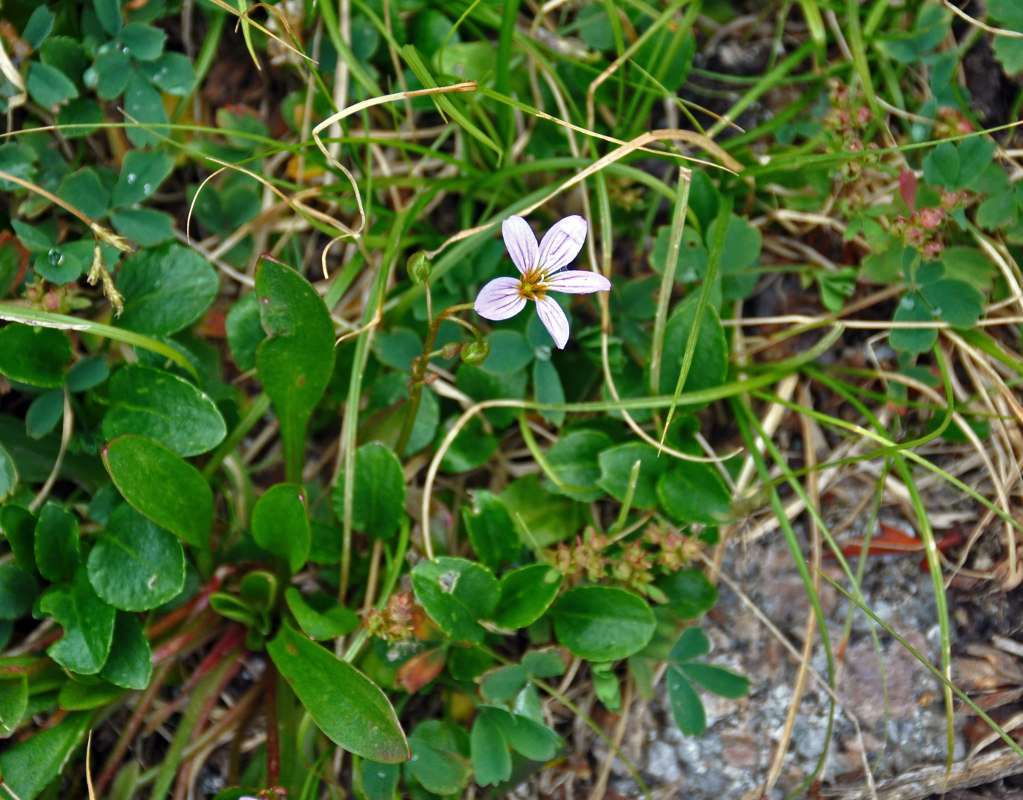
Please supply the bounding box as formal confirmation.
[502,216,538,276]
[536,215,587,274]
[535,295,570,349]
[546,269,611,295]
[475,277,527,321]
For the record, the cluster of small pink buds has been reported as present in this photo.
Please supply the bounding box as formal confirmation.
[548,525,704,599]
[365,591,418,643]
[824,81,878,180]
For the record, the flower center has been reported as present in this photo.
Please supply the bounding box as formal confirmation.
[517,266,548,302]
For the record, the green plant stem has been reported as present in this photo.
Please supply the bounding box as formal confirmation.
[496,0,521,157]
[658,191,728,449]
[203,392,272,479]
[393,301,474,457]
[649,166,691,396]
[338,207,415,602]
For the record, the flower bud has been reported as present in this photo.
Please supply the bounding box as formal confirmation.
[406,251,432,285]
[460,340,490,366]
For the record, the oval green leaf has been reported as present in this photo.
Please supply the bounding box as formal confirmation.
[267,623,408,764]
[87,503,185,611]
[333,442,405,540]
[492,564,562,630]
[462,489,521,570]
[0,711,90,800]
[251,483,310,573]
[596,442,667,510]
[550,585,655,662]
[411,557,499,644]
[39,568,116,675]
[255,255,336,483]
[657,461,732,526]
[103,364,226,457]
[0,324,70,388]
[116,242,219,337]
[543,430,613,501]
[34,503,80,583]
[102,434,212,550]
[100,612,153,690]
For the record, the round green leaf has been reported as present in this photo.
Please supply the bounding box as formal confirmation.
[657,461,732,525]
[124,72,169,147]
[0,564,38,620]
[437,414,497,473]
[462,489,521,570]
[116,242,219,337]
[137,52,195,96]
[0,324,70,387]
[251,483,310,574]
[533,356,565,426]
[470,710,511,787]
[411,557,499,644]
[333,442,405,540]
[39,569,116,674]
[34,504,80,583]
[103,364,227,457]
[27,62,78,108]
[492,564,562,630]
[0,504,36,573]
[889,291,937,354]
[920,278,984,329]
[225,291,265,371]
[26,390,64,439]
[658,295,727,400]
[543,430,612,501]
[58,167,110,219]
[268,623,409,763]
[110,208,175,246]
[499,474,584,548]
[480,330,534,374]
[116,22,166,61]
[102,434,212,550]
[113,148,174,208]
[596,442,667,510]
[487,706,562,761]
[550,585,656,661]
[657,569,718,620]
[100,612,153,689]
[87,503,185,611]
[406,721,472,795]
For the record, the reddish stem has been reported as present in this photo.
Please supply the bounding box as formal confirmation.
[145,570,227,641]
[145,624,247,735]
[173,652,247,800]
[95,659,176,797]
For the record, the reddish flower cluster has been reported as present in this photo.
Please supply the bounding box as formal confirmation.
[547,524,704,599]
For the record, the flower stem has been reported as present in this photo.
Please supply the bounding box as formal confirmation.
[393,301,476,457]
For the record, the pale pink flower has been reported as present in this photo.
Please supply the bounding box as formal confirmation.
[474,215,610,349]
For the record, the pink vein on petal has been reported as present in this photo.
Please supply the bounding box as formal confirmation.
[547,270,611,294]
[474,277,526,320]
[535,296,570,349]
[536,215,587,273]
[502,216,538,276]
